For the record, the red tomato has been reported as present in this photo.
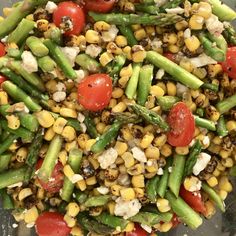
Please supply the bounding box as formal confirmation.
[221,47,236,80]
[167,102,195,147]
[163,52,176,62]
[180,185,206,214]
[53,1,85,36]
[36,212,71,236]
[171,214,181,228]
[126,224,147,236]
[0,75,7,85]
[36,159,64,193]
[77,74,112,112]
[0,43,5,57]
[84,0,115,13]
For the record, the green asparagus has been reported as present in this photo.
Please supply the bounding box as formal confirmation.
[160,0,184,12]
[38,56,57,73]
[223,23,236,45]
[0,153,13,173]
[157,96,180,111]
[0,134,18,155]
[26,36,49,57]
[217,115,228,137]
[76,54,101,73]
[84,195,110,207]
[135,4,159,14]
[194,115,216,131]
[146,175,159,202]
[84,114,98,139]
[216,93,236,114]
[109,54,126,84]
[118,26,138,46]
[201,83,219,92]
[0,189,14,209]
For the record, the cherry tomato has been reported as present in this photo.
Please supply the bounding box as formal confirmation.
[84,0,115,13]
[167,102,195,147]
[0,43,6,57]
[171,214,181,228]
[0,75,7,85]
[36,212,71,236]
[36,159,64,193]
[180,185,206,214]
[77,74,112,112]
[163,52,176,62]
[126,224,147,236]
[53,1,85,36]
[221,47,236,80]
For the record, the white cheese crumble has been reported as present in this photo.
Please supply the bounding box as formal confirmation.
[60,47,80,66]
[26,223,35,228]
[154,0,168,7]
[168,167,172,173]
[75,69,88,83]
[21,51,38,73]
[1,36,8,43]
[202,136,210,146]
[151,38,163,51]
[205,14,224,36]
[77,113,85,123]
[193,152,211,175]
[156,68,165,80]
[166,7,185,14]
[97,186,109,195]
[188,53,217,67]
[12,224,18,228]
[45,1,58,13]
[98,148,118,169]
[56,82,66,92]
[8,182,23,188]
[141,224,152,233]
[157,168,164,175]
[85,44,102,58]
[114,197,141,219]
[80,123,87,133]
[52,91,66,102]
[101,25,119,42]
[117,174,130,186]
[131,147,147,163]
[176,82,189,96]
[184,28,191,39]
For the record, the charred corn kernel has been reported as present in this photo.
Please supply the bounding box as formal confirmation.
[185,35,200,52]
[153,134,167,147]
[121,127,133,141]
[212,136,222,145]
[86,176,97,185]
[62,126,76,142]
[77,133,90,149]
[37,188,45,200]
[18,188,33,201]
[116,157,124,165]
[166,82,177,96]
[204,200,216,219]
[123,46,132,60]
[94,21,110,31]
[161,222,173,232]
[132,50,147,63]
[140,133,154,149]
[156,198,171,213]
[36,19,49,32]
[88,157,100,170]
[219,176,232,192]
[196,2,212,19]
[99,52,114,67]
[60,108,77,118]
[207,176,218,187]
[226,120,236,132]
[179,58,194,72]
[44,127,55,141]
[120,188,136,201]
[150,85,165,97]
[67,202,80,217]
[127,163,143,176]
[65,141,77,152]
[107,201,116,215]
[219,149,231,159]
[111,184,122,196]
[115,35,128,47]
[163,33,178,44]
[46,80,57,93]
[219,190,228,200]
[208,64,222,77]
[6,114,20,130]
[122,152,135,168]
[85,30,101,44]
[64,214,76,228]
[112,87,124,98]
[24,206,39,224]
[175,20,188,31]
[112,102,127,113]
[16,147,28,162]
[114,141,128,156]
[0,91,8,105]
[106,42,123,55]
[96,122,106,134]
[71,226,83,236]
[193,67,207,79]
[222,158,234,168]
[167,44,179,53]
[175,146,189,155]
[131,175,145,188]
[145,26,155,36]
[120,63,133,77]
[145,146,160,159]
[132,24,141,31]
[217,162,226,171]
[189,15,204,30]
[134,28,147,41]
[53,117,67,134]
[76,179,86,191]
[85,139,97,151]
[160,144,172,157]
[213,168,221,177]
[3,7,12,17]
[124,222,135,232]
[134,188,144,199]
[36,110,55,128]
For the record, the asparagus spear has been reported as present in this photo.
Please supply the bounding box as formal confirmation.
[129,104,169,131]
[2,81,42,112]
[0,189,14,209]
[84,195,110,207]
[194,115,216,131]
[89,12,183,26]
[196,108,204,117]
[7,48,22,59]
[160,0,184,12]
[44,39,77,79]
[26,36,49,57]
[84,114,98,139]
[45,26,63,45]
[201,83,219,92]
[223,23,236,46]
[0,134,18,155]
[118,26,138,46]
[146,175,159,203]
[157,96,180,111]
[216,93,236,114]
[0,153,13,173]
[76,54,101,73]
[135,4,160,14]
[38,56,57,73]
[146,51,203,89]
[206,33,227,54]
[74,190,88,204]
[217,115,228,137]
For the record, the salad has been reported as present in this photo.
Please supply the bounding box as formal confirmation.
[0,0,236,235]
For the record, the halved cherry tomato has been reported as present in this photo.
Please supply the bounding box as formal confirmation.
[163,52,176,62]
[180,185,206,214]
[167,102,195,147]
[36,212,71,236]
[77,74,112,112]
[171,214,181,228]
[0,75,7,85]
[221,47,236,80]
[84,0,116,13]
[0,42,6,57]
[126,224,147,236]
[36,159,64,193]
[53,1,85,36]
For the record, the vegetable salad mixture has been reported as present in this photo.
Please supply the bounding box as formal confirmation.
[0,0,236,235]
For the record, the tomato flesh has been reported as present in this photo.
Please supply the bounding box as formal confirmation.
[163,52,176,62]
[53,1,85,35]
[0,75,7,85]
[77,74,112,112]
[36,212,71,236]
[221,47,236,80]
[36,159,64,193]
[180,185,206,214]
[84,0,115,13]
[0,43,6,57]
[171,214,181,228]
[167,102,195,147]
[126,224,147,236]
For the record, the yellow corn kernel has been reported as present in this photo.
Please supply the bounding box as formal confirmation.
[219,176,233,192]
[167,44,180,53]
[107,201,116,215]
[208,64,223,78]
[175,146,189,155]
[36,110,55,128]
[114,141,128,156]
[132,24,141,31]
[160,144,172,157]
[71,226,83,236]
[196,2,212,19]
[108,98,117,108]
[189,15,204,30]
[85,176,97,185]
[122,152,135,168]
[120,63,133,77]
[185,35,200,52]
[132,175,145,188]
[166,82,177,96]
[207,176,218,187]
[222,158,234,168]
[213,168,221,177]
[226,120,236,132]
[96,122,106,134]
[179,58,194,72]
[134,28,147,41]
[193,67,207,79]
[112,102,127,113]
[85,30,101,44]
[120,188,136,201]
[64,214,76,228]
[140,133,154,149]
[18,188,33,201]
[219,190,228,200]
[121,127,133,141]
[132,50,147,63]
[184,176,202,191]
[65,141,77,153]
[67,202,80,217]
[212,136,222,145]
[150,85,165,97]
[156,82,166,93]
[153,134,167,147]
[6,114,20,130]
[219,149,231,159]
[77,133,90,149]
[37,188,45,200]
[115,35,128,47]
[76,179,86,191]
[203,200,216,219]
[16,147,28,162]
[44,127,55,141]
[124,222,135,232]
[64,165,75,181]
[112,87,124,99]
[111,184,122,196]
[3,7,12,17]
[145,146,160,159]
[0,91,9,105]
[156,198,171,213]
[24,206,39,224]
[175,20,188,31]
[127,163,143,176]
[85,139,96,152]
[123,46,132,60]
[62,126,76,142]
[53,117,67,134]
[161,222,173,232]
[60,108,77,118]
[88,157,100,170]
[99,52,114,67]
[94,21,110,31]
[106,42,123,55]
[163,33,178,44]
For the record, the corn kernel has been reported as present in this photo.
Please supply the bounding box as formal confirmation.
[53,117,67,134]
[44,127,55,141]
[24,206,39,224]
[150,85,165,97]
[123,46,132,60]
[3,7,12,17]
[189,15,204,30]
[86,176,97,185]
[77,133,90,149]
[219,176,233,192]
[185,35,200,52]
[107,201,116,215]
[60,108,77,118]
[207,176,218,187]
[175,146,189,155]
[132,175,145,188]
[219,190,228,200]
[64,214,76,228]
[140,133,154,149]
[62,126,76,142]
[153,134,167,147]
[145,146,160,159]
[85,30,101,44]
[122,152,135,168]
[67,202,80,217]
[115,35,128,47]
[175,20,188,31]
[114,141,128,156]
[18,188,33,201]
[161,222,173,232]
[120,188,136,201]
[0,91,8,105]
[196,2,212,19]
[94,21,110,31]
[124,222,135,232]
[166,82,177,96]
[203,200,216,219]
[132,50,147,63]
[16,147,28,163]
[120,64,133,77]
[156,198,171,213]
[99,52,114,66]
[168,44,180,53]
[163,33,178,44]
[112,102,127,113]
[226,120,236,132]
[160,144,172,157]
[85,139,96,152]
[111,184,122,196]
[71,226,83,236]
[134,28,147,41]
[76,179,86,191]
[6,114,20,130]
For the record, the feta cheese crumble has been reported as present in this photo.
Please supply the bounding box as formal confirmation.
[193,152,211,175]
[21,51,38,73]
[98,148,118,169]
[45,1,58,13]
[131,147,147,163]
[60,47,80,66]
